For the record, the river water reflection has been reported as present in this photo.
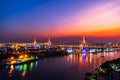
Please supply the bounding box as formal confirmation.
[0,52,120,80]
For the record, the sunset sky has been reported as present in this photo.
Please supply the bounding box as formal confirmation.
[0,0,120,43]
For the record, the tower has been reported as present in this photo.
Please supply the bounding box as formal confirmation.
[48,37,52,46]
[82,35,87,47]
[80,35,87,49]
[33,38,37,49]
[33,38,37,45]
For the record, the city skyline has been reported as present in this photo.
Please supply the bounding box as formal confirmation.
[0,0,120,43]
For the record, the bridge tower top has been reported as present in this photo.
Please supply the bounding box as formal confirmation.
[82,35,87,46]
[48,37,52,45]
[33,38,37,49]
[80,35,87,48]
[33,38,37,45]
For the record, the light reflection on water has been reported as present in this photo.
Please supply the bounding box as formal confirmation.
[6,61,38,78]
[1,52,120,80]
[8,65,14,77]
[65,51,119,70]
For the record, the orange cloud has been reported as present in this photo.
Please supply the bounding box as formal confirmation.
[86,28,120,37]
[36,1,120,38]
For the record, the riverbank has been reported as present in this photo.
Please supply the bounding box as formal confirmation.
[0,50,67,67]
[85,58,120,80]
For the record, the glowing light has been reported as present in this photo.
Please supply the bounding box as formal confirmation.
[8,65,14,77]
[11,57,14,60]
[82,49,87,53]
[30,62,34,70]
[35,61,38,67]
[67,48,73,53]
[15,65,22,71]
[22,72,26,77]
[22,63,27,77]
[23,64,27,72]
[10,61,16,64]
[25,55,28,58]
[79,54,82,64]
[33,38,37,49]
[90,49,96,53]
[82,53,86,60]
[19,55,24,59]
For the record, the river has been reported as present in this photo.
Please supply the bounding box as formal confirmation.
[0,51,120,80]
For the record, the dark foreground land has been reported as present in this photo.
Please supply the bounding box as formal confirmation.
[85,58,120,80]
